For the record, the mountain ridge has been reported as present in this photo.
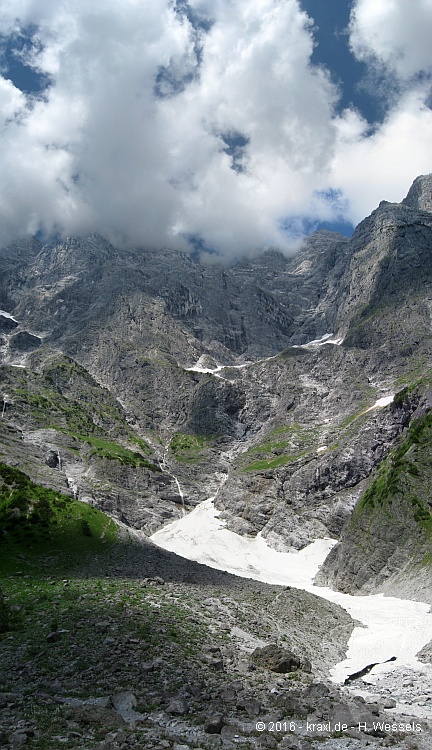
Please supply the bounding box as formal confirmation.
[1,174,432,606]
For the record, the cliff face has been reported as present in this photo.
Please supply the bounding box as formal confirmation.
[1,175,432,603]
[316,385,432,605]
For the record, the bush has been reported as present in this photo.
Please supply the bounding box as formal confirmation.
[81,519,92,537]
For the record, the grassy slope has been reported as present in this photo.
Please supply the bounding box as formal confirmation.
[351,409,432,540]
[0,462,118,575]
[0,465,355,750]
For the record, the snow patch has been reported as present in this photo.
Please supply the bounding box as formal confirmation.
[151,498,432,688]
[185,358,268,377]
[0,310,18,322]
[366,395,394,411]
[293,333,344,348]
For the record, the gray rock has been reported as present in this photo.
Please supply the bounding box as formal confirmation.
[166,698,189,715]
[250,645,302,673]
[9,331,41,352]
[220,687,237,702]
[303,682,331,702]
[46,631,62,643]
[95,621,112,633]
[328,702,377,730]
[68,704,126,727]
[203,646,224,671]
[10,732,29,747]
[236,697,261,717]
[204,714,226,734]
[111,692,146,726]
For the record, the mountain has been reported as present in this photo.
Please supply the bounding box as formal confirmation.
[1,175,432,607]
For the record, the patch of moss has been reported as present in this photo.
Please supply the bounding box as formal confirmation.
[169,432,209,463]
[73,434,160,470]
[240,422,321,471]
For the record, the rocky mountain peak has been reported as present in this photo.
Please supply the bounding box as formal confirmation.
[402,172,432,212]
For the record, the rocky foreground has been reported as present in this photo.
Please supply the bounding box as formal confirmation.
[1,531,430,750]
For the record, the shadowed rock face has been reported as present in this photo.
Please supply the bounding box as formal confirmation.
[0,175,432,604]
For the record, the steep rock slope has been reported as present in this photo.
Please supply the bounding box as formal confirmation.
[0,175,432,603]
[317,378,432,605]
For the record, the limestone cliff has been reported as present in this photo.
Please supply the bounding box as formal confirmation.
[1,174,432,603]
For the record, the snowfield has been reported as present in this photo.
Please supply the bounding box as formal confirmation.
[151,497,432,692]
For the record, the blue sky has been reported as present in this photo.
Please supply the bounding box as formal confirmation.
[0,0,431,259]
[0,26,49,95]
[302,0,374,123]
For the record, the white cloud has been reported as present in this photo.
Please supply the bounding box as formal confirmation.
[332,91,432,224]
[349,0,432,79]
[339,0,432,222]
[0,0,430,259]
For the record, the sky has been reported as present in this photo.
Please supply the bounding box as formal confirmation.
[0,0,431,260]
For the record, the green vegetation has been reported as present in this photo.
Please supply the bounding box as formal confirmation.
[355,411,432,533]
[169,432,208,462]
[2,355,157,472]
[0,463,118,574]
[393,365,432,407]
[240,423,321,472]
[66,433,160,470]
[0,573,210,749]
[2,354,151,439]
[239,389,397,473]
[11,384,98,434]
[242,453,309,472]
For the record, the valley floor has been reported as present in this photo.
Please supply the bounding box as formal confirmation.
[151,498,432,721]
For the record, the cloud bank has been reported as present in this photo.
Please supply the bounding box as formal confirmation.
[0,0,431,259]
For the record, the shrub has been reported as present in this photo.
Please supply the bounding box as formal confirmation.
[81,519,92,537]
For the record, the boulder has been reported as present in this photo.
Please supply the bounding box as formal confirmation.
[250,644,302,673]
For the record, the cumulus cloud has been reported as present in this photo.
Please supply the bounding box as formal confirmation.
[338,0,432,223]
[332,91,432,224]
[349,0,432,80]
[0,0,430,259]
